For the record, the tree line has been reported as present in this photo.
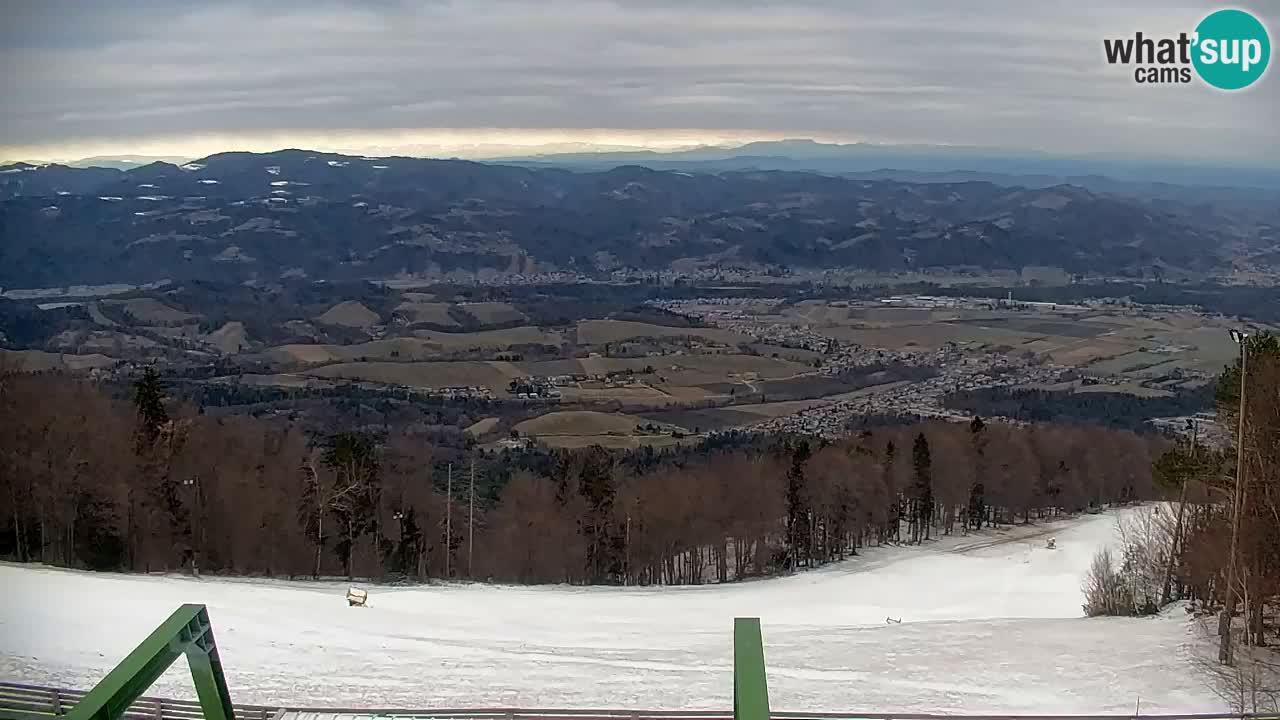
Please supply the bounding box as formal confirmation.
[1,364,1166,584]
[944,384,1215,431]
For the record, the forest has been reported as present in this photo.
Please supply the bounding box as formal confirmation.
[1,363,1164,585]
[944,385,1215,431]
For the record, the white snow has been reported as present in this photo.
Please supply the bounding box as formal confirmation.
[266,166,281,176]
[137,183,157,189]
[371,165,389,170]
[198,179,220,185]
[181,163,205,172]
[96,196,123,201]
[327,160,349,167]
[0,511,1223,713]
[137,195,170,201]
[55,191,71,196]
[270,181,290,186]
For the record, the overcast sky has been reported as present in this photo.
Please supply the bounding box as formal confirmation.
[1,0,1276,163]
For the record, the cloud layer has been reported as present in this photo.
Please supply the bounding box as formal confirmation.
[2,0,1277,162]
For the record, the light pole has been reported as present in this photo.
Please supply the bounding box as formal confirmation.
[445,463,452,579]
[392,509,405,576]
[1219,329,1249,664]
[468,455,475,579]
[182,476,203,577]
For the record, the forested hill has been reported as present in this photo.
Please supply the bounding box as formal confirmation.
[1,369,1162,584]
[1,149,1271,287]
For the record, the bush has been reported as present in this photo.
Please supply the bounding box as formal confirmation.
[1082,507,1176,616]
[1083,547,1134,616]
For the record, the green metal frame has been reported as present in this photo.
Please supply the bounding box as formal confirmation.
[65,604,760,720]
[68,604,234,720]
[733,618,770,720]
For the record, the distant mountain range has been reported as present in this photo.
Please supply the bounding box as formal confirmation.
[26,138,1280,190]
[1,148,1276,288]
[64,155,195,170]
[498,139,1280,191]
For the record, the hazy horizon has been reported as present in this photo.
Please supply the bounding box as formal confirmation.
[6,134,1280,171]
[3,1,1277,166]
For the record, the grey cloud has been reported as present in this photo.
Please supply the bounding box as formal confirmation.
[1,0,1276,162]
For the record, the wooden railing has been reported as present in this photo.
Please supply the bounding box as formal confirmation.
[2,681,1273,720]
[0,682,273,720]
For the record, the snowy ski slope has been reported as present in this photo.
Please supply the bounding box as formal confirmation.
[0,509,1223,713]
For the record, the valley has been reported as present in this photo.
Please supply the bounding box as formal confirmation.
[2,275,1267,451]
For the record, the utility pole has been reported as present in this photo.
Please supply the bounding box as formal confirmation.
[468,454,475,579]
[446,463,453,579]
[1220,329,1249,664]
[1162,420,1195,605]
[624,513,631,586]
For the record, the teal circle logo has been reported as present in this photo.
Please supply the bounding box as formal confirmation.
[1192,9,1270,90]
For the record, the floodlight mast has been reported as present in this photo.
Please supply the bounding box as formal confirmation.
[1220,328,1249,665]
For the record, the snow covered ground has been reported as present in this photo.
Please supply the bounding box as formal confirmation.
[0,509,1224,713]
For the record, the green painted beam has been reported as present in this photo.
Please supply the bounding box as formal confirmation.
[733,617,770,720]
[68,604,235,720]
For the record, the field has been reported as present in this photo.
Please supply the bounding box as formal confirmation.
[0,349,119,372]
[504,353,820,410]
[555,385,676,406]
[394,301,459,327]
[102,298,198,325]
[267,347,816,410]
[766,303,1266,384]
[304,361,517,393]
[220,373,320,388]
[78,331,161,352]
[465,417,500,437]
[514,410,657,436]
[516,354,806,382]
[512,409,694,447]
[525,434,695,449]
[459,302,526,325]
[577,320,752,346]
[203,321,249,354]
[1021,379,1175,398]
[639,406,764,432]
[315,301,381,328]
[748,343,824,363]
[412,327,564,349]
[593,355,806,388]
[269,328,565,365]
[642,380,912,430]
[0,510,1223,712]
